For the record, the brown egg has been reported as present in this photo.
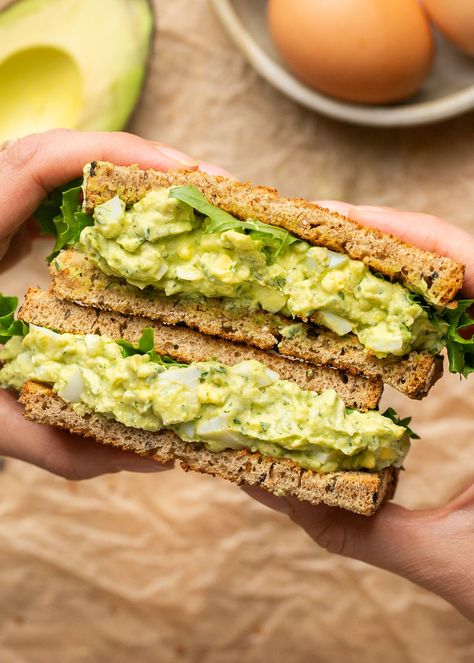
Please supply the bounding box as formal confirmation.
[423,0,474,57]
[268,0,434,104]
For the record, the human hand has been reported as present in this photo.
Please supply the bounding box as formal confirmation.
[0,128,231,479]
[246,202,474,622]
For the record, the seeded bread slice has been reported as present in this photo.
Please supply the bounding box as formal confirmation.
[19,381,399,516]
[19,288,381,411]
[50,250,443,399]
[83,161,464,306]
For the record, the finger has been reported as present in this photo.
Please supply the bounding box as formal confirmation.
[195,159,238,179]
[315,200,474,298]
[291,495,474,618]
[0,129,199,237]
[315,200,353,215]
[242,486,293,515]
[316,200,395,215]
[243,486,439,586]
[150,142,237,178]
[149,142,199,167]
[244,486,474,619]
[315,200,460,258]
[0,390,173,480]
[444,480,474,511]
[0,233,12,261]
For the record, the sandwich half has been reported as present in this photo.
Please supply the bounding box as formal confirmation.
[40,161,473,402]
[19,288,381,412]
[2,162,471,516]
[0,290,413,516]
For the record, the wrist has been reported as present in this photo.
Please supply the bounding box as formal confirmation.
[394,509,474,621]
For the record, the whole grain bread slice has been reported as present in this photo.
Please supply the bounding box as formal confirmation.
[19,381,398,516]
[83,161,463,306]
[50,250,443,399]
[20,287,381,411]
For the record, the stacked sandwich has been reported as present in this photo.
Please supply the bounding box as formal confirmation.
[1,161,471,515]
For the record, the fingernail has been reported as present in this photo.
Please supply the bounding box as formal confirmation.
[355,205,396,215]
[153,144,198,167]
[1,139,14,151]
[315,200,353,215]
[355,205,384,213]
[197,161,238,180]
[242,486,293,515]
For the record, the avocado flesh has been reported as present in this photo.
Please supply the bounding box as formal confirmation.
[78,189,445,359]
[0,328,409,473]
[0,0,153,143]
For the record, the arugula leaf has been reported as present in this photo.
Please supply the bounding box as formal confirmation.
[407,292,444,331]
[33,177,81,236]
[169,185,299,258]
[382,407,420,440]
[406,293,474,376]
[440,299,474,378]
[117,328,187,367]
[361,281,474,378]
[33,180,93,262]
[48,185,93,262]
[169,185,237,225]
[0,294,28,344]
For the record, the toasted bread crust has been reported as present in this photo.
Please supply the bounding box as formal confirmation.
[19,288,381,411]
[50,250,443,399]
[280,331,444,400]
[83,161,463,306]
[19,381,399,516]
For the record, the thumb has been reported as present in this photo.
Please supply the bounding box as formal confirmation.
[0,129,199,239]
[315,199,474,298]
[0,389,173,480]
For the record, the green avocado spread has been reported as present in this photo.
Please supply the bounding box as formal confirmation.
[77,189,444,358]
[0,326,409,473]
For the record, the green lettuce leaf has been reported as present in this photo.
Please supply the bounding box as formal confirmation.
[407,293,473,377]
[117,328,187,367]
[408,292,443,330]
[33,177,81,236]
[440,299,474,378]
[0,294,28,344]
[33,180,93,262]
[382,407,420,440]
[169,185,299,258]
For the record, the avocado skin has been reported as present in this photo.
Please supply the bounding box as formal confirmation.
[125,0,156,130]
[0,0,155,136]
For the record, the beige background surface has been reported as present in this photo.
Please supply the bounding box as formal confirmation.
[1,0,474,660]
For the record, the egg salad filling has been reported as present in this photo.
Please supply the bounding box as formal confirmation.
[0,326,410,473]
[76,188,444,359]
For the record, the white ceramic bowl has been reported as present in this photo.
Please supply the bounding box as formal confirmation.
[210,0,474,127]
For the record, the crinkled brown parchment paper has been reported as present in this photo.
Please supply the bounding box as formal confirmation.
[0,1,473,660]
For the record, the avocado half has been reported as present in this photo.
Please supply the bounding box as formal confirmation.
[0,0,154,143]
